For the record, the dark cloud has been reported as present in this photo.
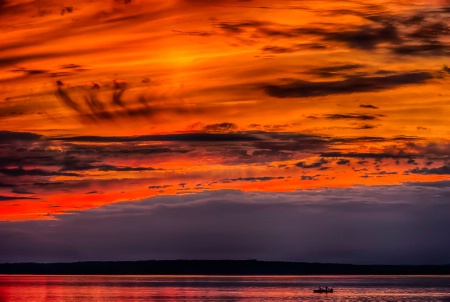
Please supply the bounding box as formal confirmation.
[0,195,39,201]
[407,159,417,165]
[54,81,194,123]
[58,156,159,172]
[326,114,379,121]
[60,64,84,69]
[0,167,80,177]
[0,131,41,142]
[0,182,16,188]
[149,185,173,189]
[97,165,159,172]
[400,142,450,159]
[112,80,127,107]
[261,43,326,54]
[54,132,260,143]
[219,176,284,183]
[444,65,450,74]
[0,153,62,170]
[60,6,74,15]
[337,159,350,165]
[1,130,424,171]
[409,165,450,175]
[263,72,433,98]
[356,124,377,130]
[321,152,414,160]
[250,136,328,153]
[218,21,266,34]
[393,43,449,56]
[405,181,450,188]
[10,67,48,75]
[218,149,294,166]
[0,51,95,70]
[300,175,318,181]
[307,64,366,77]
[172,30,215,37]
[0,129,438,199]
[218,8,450,57]
[1,185,449,264]
[407,21,449,40]
[335,13,449,56]
[55,84,85,115]
[202,122,238,133]
[360,104,379,109]
[0,1,33,16]
[33,182,65,187]
[324,23,401,50]
[334,134,400,144]
[11,188,36,195]
[296,158,328,169]
[263,132,328,143]
[261,45,300,54]
[59,156,98,171]
[85,191,103,195]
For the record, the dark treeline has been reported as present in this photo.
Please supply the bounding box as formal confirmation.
[1,260,450,275]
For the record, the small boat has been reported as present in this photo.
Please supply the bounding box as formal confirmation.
[313,287,333,293]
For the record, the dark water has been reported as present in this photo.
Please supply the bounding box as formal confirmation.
[1,275,450,301]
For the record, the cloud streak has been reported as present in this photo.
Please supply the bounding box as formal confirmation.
[263,72,434,98]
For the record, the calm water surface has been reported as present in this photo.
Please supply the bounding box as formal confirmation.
[1,275,450,301]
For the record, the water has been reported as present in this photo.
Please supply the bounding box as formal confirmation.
[1,275,450,301]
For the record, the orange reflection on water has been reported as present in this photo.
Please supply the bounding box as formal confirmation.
[1,275,450,302]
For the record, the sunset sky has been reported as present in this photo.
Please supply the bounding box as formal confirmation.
[1,0,450,264]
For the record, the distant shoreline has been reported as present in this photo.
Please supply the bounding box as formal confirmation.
[1,260,450,275]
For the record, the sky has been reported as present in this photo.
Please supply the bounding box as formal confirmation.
[0,0,450,264]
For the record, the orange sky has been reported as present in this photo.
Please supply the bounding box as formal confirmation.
[1,0,450,220]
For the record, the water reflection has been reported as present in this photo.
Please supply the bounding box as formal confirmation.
[1,275,450,302]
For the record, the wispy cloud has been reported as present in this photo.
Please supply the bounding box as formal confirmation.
[263,71,434,98]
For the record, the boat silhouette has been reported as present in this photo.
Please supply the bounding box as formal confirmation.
[313,286,333,293]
